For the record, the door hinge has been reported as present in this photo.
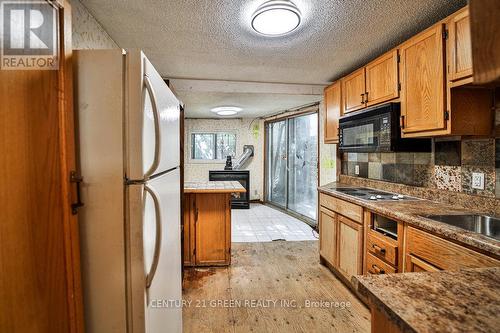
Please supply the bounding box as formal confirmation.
[400,115,405,129]
[398,82,401,91]
[444,110,450,120]
[397,54,401,63]
[442,29,448,40]
[195,208,199,222]
[70,171,84,215]
[193,248,196,256]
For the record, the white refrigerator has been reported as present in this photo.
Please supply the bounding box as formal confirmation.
[75,49,182,333]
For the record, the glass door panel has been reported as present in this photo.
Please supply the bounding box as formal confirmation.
[288,113,318,220]
[265,112,318,222]
[266,120,287,208]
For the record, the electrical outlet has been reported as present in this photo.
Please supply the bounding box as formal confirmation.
[355,164,360,175]
[471,172,485,190]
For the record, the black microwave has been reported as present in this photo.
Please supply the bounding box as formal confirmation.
[338,103,431,153]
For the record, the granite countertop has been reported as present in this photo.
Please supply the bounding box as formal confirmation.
[318,183,500,257]
[352,267,500,333]
[184,181,246,194]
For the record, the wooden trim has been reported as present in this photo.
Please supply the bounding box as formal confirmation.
[58,1,84,332]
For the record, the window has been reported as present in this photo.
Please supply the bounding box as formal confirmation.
[191,132,236,160]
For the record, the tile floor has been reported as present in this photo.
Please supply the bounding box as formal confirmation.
[232,203,318,242]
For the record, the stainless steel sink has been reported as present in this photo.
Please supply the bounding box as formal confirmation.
[421,214,500,240]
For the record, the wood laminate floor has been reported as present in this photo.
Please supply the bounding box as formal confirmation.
[182,241,370,333]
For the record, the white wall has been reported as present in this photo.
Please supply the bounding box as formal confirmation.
[184,118,264,200]
[71,0,118,49]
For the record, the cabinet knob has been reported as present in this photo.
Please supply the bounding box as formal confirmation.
[372,244,386,255]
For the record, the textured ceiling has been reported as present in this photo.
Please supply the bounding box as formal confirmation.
[81,0,466,84]
[80,0,466,117]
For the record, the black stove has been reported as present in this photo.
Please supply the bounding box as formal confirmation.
[331,187,418,202]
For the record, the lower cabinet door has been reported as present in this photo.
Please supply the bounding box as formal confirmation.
[319,207,337,266]
[406,254,441,272]
[337,215,363,281]
[195,193,231,265]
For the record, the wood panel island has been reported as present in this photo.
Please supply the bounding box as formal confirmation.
[183,181,246,267]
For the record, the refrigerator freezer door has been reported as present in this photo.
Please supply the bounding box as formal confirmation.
[126,50,180,181]
[126,169,182,333]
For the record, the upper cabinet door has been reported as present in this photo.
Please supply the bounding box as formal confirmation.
[400,24,446,134]
[365,50,399,106]
[324,81,341,143]
[448,8,473,81]
[342,68,366,113]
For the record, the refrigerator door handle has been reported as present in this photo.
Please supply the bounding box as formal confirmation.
[144,185,162,289]
[143,74,161,179]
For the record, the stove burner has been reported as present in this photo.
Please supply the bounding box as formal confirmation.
[332,187,417,202]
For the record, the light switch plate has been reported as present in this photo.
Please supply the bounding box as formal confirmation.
[355,165,360,175]
[471,172,485,190]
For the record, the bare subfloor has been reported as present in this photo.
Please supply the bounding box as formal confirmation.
[182,241,370,333]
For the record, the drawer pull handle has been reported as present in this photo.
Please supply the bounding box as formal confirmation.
[372,244,386,255]
[371,264,385,274]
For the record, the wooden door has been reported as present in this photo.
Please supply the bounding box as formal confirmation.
[365,49,399,106]
[0,1,83,332]
[324,81,341,143]
[337,215,363,281]
[195,193,231,265]
[448,8,473,81]
[469,0,500,84]
[405,255,440,272]
[400,24,446,135]
[319,207,337,266]
[342,68,366,113]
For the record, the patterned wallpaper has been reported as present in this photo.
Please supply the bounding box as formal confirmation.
[184,118,264,200]
[71,0,118,49]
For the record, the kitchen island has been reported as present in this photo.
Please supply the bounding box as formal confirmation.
[352,267,500,333]
[183,181,246,266]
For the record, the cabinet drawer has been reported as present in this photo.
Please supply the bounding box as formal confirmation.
[319,193,363,223]
[366,252,396,275]
[367,230,398,266]
[406,227,500,270]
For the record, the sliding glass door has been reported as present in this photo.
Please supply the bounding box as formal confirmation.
[266,112,318,221]
[267,120,288,208]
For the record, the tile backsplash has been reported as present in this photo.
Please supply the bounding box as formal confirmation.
[341,138,499,198]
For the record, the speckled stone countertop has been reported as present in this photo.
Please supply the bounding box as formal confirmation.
[352,267,500,333]
[184,181,246,193]
[318,182,500,257]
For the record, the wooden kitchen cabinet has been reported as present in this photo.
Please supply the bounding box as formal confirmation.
[184,193,232,266]
[319,207,337,266]
[342,68,366,113]
[324,81,341,143]
[319,193,364,284]
[404,226,500,271]
[400,24,446,136]
[448,8,473,81]
[365,49,399,106]
[406,254,440,272]
[337,215,363,281]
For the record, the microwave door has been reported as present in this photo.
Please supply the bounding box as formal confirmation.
[340,118,380,152]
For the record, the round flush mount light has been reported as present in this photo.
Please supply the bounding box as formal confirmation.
[211,106,242,116]
[251,0,301,36]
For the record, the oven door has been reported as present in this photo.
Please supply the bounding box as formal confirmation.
[339,114,382,152]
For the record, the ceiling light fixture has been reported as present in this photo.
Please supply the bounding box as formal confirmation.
[210,106,242,116]
[251,0,301,36]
